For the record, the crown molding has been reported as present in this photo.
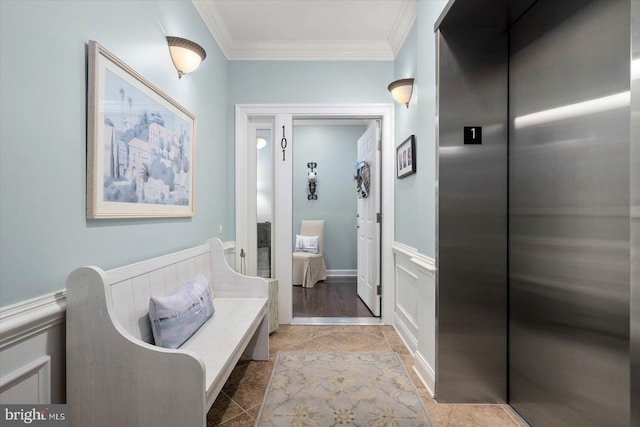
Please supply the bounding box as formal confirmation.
[388,0,418,58]
[228,40,394,61]
[192,0,233,59]
[192,0,416,61]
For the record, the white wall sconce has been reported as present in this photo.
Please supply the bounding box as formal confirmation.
[167,36,206,78]
[388,78,414,108]
[307,162,318,200]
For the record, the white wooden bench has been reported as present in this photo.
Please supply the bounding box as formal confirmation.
[66,237,269,427]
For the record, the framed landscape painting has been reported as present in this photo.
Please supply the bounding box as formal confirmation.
[87,40,196,219]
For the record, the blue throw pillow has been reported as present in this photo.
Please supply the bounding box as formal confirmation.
[148,274,215,349]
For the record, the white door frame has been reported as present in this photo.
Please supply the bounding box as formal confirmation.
[235,104,395,325]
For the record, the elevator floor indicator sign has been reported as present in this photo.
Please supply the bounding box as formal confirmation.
[464,126,482,144]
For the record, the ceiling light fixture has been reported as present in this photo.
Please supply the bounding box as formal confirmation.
[388,78,414,108]
[256,137,267,150]
[166,36,206,78]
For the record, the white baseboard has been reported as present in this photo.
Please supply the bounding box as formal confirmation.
[413,350,435,397]
[393,312,418,354]
[326,269,356,277]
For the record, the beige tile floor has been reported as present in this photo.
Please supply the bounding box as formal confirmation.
[207,325,527,426]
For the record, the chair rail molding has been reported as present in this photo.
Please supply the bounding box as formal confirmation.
[392,241,436,276]
[0,291,67,349]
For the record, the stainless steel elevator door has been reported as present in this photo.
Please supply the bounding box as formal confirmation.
[509,1,631,426]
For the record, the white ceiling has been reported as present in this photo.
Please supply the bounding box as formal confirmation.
[192,0,417,60]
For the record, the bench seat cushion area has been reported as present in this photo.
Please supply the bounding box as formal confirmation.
[181,297,268,406]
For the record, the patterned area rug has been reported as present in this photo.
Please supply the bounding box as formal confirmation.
[255,352,434,426]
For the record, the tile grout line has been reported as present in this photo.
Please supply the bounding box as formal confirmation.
[217,409,255,426]
[215,391,249,426]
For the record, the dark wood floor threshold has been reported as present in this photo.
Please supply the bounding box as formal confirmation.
[292,276,375,318]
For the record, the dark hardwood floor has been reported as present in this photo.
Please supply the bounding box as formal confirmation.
[292,276,375,318]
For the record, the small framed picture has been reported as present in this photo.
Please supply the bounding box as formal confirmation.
[396,135,416,179]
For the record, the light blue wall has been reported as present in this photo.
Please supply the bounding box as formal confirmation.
[292,124,365,270]
[0,0,444,306]
[227,60,394,236]
[229,61,394,104]
[0,1,229,306]
[393,1,447,257]
[394,22,421,251]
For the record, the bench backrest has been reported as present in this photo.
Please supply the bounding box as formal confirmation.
[105,243,213,343]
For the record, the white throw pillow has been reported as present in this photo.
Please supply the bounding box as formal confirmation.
[148,274,215,349]
[295,234,319,254]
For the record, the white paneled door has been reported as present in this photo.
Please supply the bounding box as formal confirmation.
[356,123,381,316]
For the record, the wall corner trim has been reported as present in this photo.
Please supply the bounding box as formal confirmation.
[0,291,67,349]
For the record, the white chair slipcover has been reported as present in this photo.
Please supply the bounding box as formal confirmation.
[292,220,327,288]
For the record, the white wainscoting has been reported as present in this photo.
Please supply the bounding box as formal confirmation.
[1,240,431,403]
[393,247,419,353]
[0,241,239,404]
[0,291,66,403]
[392,241,436,396]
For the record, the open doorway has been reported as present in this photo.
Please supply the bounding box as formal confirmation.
[235,104,394,326]
[291,119,380,321]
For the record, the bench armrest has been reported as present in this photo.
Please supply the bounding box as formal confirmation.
[208,238,268,298]
[67,267,207,427]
